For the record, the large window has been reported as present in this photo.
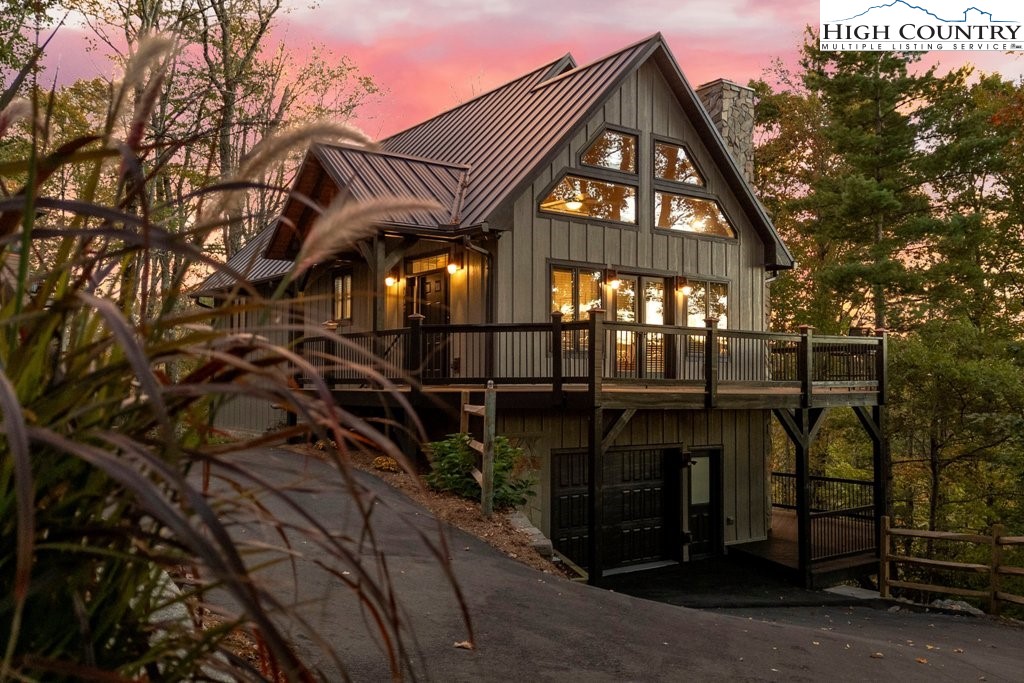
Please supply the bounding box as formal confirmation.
[538,127,737,240]
[333,272,352,322]
[654,193,736,237]
[540,175,637,224]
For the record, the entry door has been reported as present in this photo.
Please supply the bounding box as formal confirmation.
[407,272,449,378]
[686,449,723,559]
[613,276,667,378]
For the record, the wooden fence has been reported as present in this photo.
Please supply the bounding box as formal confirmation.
[880,516,1024,615]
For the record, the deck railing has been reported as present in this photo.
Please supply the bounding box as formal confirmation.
[772,472,877,562]
[304,312,886,398]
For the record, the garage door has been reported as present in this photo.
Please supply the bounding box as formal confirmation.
[551,447,681,570]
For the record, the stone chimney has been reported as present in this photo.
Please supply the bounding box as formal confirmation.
[695,79,755,183]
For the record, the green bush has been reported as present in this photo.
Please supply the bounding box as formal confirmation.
[425,433,535,509]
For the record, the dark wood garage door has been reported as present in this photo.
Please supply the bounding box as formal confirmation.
[551,447,681,570]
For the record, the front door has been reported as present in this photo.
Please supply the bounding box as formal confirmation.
[613,276,667,378]
[686,449,723,560]
[406,271,449,379]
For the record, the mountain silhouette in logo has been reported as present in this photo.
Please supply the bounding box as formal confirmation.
[834,1,1016,23]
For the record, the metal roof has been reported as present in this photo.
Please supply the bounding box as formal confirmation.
[193,224,292,295]
[311,145,470,230]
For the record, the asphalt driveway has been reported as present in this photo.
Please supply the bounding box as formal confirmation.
[214,449,1023,681]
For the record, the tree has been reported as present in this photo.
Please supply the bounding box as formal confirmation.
[754,30,957,332]
[889,320,1024,534]
[37,0,381,318]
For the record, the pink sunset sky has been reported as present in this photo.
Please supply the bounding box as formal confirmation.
[41,0,1024,139]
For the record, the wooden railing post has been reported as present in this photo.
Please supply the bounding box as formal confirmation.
[408,314,425,397]
[880,515,891,598]
[704,317,719,409]
[482,380,496,519]
[991,523,1005,616]
[551,311,564,404]
[799,325,814,408]
[875,328,888,405]
[588,308,605,398]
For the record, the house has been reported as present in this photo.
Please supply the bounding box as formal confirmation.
[197,34,888,588]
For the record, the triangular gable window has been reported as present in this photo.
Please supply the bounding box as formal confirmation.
[581,130,637,174]
[654,141,704,186]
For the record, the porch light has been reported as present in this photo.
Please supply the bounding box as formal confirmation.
[447,246,464,274]
[565,192,585,211]
[384,271,399,287]
[605,269,620,290]
[675,276,692,296]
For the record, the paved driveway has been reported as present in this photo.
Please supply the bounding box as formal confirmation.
[217,449,1023,681]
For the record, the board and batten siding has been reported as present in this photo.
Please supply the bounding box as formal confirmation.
[496,60,766,333]
[498,408,771,546]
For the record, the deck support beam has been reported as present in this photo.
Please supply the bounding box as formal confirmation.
[854,405,891,557]
[773,407,827,588]
[602,409,636,452]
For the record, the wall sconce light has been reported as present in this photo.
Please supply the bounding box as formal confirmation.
[605,269,621,290]
[384,271,398,287]
[676,276,692,296]
[446,246,463,275]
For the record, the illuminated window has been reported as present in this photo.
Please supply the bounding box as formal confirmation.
[408,253,449,274]
[654,142,704,186]
[654,193,736,237]
[540,174,637,224]
[582,129,638,174]
[333,272,352,322]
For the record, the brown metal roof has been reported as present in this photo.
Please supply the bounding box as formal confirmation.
[382,36,655,232]
[312,145,470,230]
[193,224,292,296]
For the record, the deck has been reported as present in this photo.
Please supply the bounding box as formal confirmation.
[732,537,878,589]
[301,313,886,411]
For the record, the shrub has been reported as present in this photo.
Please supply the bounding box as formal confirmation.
[425,433,535,509]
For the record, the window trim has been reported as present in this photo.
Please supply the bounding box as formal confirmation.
[537,169,639,227]
[578,124,642,176]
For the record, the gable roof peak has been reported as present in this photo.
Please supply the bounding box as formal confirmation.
[539,53,577,82]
